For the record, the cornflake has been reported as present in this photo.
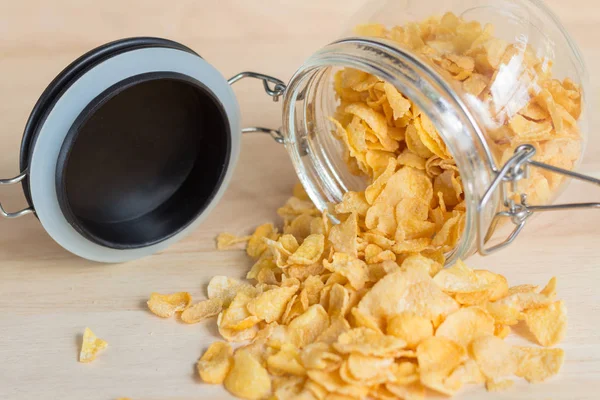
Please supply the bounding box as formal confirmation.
[147,292,192,318]
[197,342,233,384]
[216,233,251,250]
[79,327,107,363]
[181,298,223,324]
[524,300,567,347]
[224,349,271,399]
[150,11,576,400]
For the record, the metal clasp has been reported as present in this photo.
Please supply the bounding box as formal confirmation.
[0,170,35,219]
[228,71,286,144]
[477,144,600,255]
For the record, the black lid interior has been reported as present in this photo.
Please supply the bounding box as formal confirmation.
[56,72,231,249]
[20,37,198,213]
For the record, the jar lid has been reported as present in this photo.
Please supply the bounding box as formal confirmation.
[11,37,242,262]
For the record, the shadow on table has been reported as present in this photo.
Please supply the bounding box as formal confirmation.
[74,333,83,362]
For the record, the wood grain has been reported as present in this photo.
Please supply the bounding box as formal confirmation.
[0,1,598,399]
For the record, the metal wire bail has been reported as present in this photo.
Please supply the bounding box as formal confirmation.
[228,71,286,143]
[0,170,35,218]
[477,144,600,255]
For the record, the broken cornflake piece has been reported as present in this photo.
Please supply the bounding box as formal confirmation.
[301,342,343,371]
[287,234,325,265]
[328,213,359,257]
[288,305,330,348]
[524,300,567,347]
[316,316,351,344]
[207,276,258,308]
[432,260,499,305]
[79,327,108,363]
[277,197,320,221]
[323,253,369,291]
[435,306,495,348]
[444,359,485,391]
[346,353,395,383]
[181,298,223,324]
[247,223,279,259]
[417,336,466,395]
[266,343,306,376]
[383,82,411,119]
[514,346,565,383]
[197,342,233,384]
[470,335,518,380]
[216,233,251,250]
[247,281,300,323]
[334,327,407,357]
[486,290,553,325]
[147,292,192,318]
[357,265,459,329]
[386,311,433,349]
[218,292,260,331]
[224,349,271,400]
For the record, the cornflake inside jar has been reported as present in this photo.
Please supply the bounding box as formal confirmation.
[330,12,583,261]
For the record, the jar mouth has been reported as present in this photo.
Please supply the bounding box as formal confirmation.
[283,38,500,266]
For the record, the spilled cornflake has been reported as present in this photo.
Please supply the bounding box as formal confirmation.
[148,11,579,399]
[186,182,565,399]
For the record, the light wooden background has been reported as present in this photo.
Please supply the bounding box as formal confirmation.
[0,1,599,399]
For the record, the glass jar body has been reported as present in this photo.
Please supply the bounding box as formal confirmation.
[282,0,588,265]
[283,39,499,265]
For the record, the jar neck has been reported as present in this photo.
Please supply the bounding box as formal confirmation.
[283,38,500,265]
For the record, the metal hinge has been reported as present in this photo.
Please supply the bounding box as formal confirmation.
[0,170,35,219]
[477,144,600,255]
[228,71,286,144]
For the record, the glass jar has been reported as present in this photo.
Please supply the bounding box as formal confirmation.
[282,0,595,266]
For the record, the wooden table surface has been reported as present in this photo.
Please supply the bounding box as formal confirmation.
[0,1,599,399]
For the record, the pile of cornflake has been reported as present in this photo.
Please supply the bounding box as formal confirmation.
[147,183,566,400]
[144,12,576,400]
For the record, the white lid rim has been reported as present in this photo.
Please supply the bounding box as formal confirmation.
[29,47,241,263]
